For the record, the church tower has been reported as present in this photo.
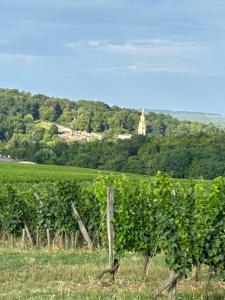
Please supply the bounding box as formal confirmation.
[138,109,147,135]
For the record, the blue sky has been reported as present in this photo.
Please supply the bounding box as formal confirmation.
[0,0,225,113]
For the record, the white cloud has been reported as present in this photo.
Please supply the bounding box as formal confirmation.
[65,38,217,76]
[65,39,210,74]
[125,62,199,74]
[65,42,80,49]
[65,40,103,49]
[102,40,199,56]
[85,62,201,75]
[65,39,202,57]
[0,53,37,64]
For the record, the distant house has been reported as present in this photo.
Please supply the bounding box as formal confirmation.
[118,133,132,140]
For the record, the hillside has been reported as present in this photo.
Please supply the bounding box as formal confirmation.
[1,88,225,179]
[0,88,221,141]
[147,109,225,127]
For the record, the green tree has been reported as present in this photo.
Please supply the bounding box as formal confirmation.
[34,149,57,164]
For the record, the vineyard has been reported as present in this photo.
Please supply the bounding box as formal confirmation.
[0,162,110,183]
[0,163,225,299]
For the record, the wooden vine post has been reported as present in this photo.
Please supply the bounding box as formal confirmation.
[71,201,93,251]
[23,220,36,246]
[168,271,178,300]
[47,229,51,248]
[21,228,26,248]
[107,187,115,268]
[98,188,119,282]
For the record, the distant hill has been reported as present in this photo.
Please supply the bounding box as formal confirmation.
[1,88,222,143]
[145,109,225,127]
[1,88,225,179]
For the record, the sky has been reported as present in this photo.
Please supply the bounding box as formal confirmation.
[0,0,225,113]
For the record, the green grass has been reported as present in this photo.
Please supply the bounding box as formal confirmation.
[0,243,224,299]
[0,162,111,183]
[0,162,148,184]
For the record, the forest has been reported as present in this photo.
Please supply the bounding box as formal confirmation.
[0,88,224,179]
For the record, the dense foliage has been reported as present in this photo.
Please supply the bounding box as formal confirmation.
[95,173,225,279]
[1,88,225,179]
[0,180,101,246]
[0,88,179,137]
[0,172,224,281]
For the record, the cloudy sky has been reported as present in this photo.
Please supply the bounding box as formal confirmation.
[0,0,225,113]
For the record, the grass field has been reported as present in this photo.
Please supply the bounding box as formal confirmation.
[0,162,111,182]
[0,242,224,300]
[0,162,148,184]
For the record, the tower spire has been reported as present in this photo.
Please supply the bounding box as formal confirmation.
[138,109,147,135]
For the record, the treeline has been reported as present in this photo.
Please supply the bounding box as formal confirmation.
[0,88,225,179]
[0,88,221,138]
[0,88,175,138]
[2,133,225,179]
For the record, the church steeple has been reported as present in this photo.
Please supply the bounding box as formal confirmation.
[138,109,147,135]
